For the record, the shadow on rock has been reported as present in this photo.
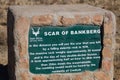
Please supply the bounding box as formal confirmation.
[0,65,9,80]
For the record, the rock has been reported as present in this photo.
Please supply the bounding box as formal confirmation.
[0,25,7,65]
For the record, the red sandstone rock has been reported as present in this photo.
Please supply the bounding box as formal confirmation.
[32,76,47,80]
[92,14,103,25]
[94,71,111,80]
[32,15,53,25]
[102,60,112,72]
[102,47,112,59]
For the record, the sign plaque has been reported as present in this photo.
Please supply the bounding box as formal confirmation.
[28,25,102,74]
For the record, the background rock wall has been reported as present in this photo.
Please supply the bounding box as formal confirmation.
[0,0,120,79]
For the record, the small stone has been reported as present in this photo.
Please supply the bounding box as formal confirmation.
[75,15,91,24]
[15,17,30,36]
[75,74,82,80]
[60,75,70,80]
[32,76,47,80]
[80,16,91,24]
[18,41,27,57]
[102,60,112,72]
[57,16,63,26]
[74,15,81,23]
[102,47,112,59]
[104,12,112,23]
[18,58,29,69]
[49,74,61,80]
[103,38,112,46]
[94,71,111,80]
[82,71,93,80]
[32,15,53,25]
[82,71,91,76]
[104,22,113,35]
[57,16,77,26]
[20,72,29,80]
[92,14,103,25]
[15,17,30,57]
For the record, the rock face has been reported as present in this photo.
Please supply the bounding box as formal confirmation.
[0,25,7,65]
[7,5,116,80]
